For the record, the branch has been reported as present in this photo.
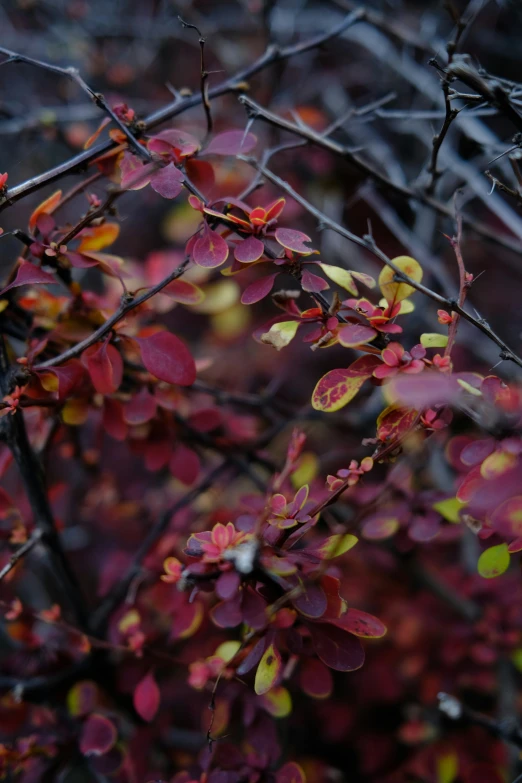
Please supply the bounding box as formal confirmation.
[0,47,150,161]
[0,529,43,581]
[178,17,213,136]
[34,256,191,369]
[238,95,522,257]
[0,10,364,212]
[242,158,522,369]
[438,692,522,750]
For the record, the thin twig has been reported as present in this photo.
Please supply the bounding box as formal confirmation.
[178,17,213,135]
[0,529,43,581]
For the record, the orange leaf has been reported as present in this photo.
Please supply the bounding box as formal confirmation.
[29,190,62,231]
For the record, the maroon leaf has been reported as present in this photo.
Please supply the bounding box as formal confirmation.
[292,583,327,618]
[211,595,243,628]
[124,388,157,425]
[234,235,265,263]
[333,608,387,638]
[137,332,196,386]
[241,274,277,305]
[242,587,267,630]
[133,670,160,722]
[308,623,365,671]
[0,262,57,295]
[103,398,127,441]
[169,444,200,485]
[150,164,184,199]
[299,658,333,699]
[202,130,257,156]
[193,225,229,268]
[80,714,117,756]
[82,342,123,395]
[216,570,241,600]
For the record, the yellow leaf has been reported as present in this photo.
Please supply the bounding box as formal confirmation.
[477,543,510,579]
[420,333,448,348]
[260,685,292,718]
[254,644,282,695]
[261,321,299,351]
[291,452,319,488]
[61,398,89,425]
[379,255,423,303]
[319,534,358,559]
[214,641,241,664]
[480,449,517,479]
[319,263,358,295]
[192,280,239,315]
[433,497,466,524]
[77,222,120,252]
[437,752,458,783]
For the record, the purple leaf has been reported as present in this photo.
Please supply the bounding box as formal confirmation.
[150,164,184,199]
[202,130,257,156]
[275,228,314,255]
[216,571,241,600]
[0,262,57,295]
[338,323,378,348]
[308,623,365,671]
[234,235,265,263]
[292,583,327,618]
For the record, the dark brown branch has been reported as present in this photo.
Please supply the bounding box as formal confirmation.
[0,47,150,162]
[0,9,364,212]
[238,95,522,257]
[0,528,43,581]
[34,256,191,369]
[438,692,522,750]
[243,158,522,369]
[178,17,213,135]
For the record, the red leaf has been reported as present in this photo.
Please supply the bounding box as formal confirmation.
[275,227,314,255]
[192,225,229,268]
[137,331,196,386]
[103,398,127,441]
[184,158,215,193]
[234,235,265,263]
[169,444,200,485]
[241,274,277,305]
[80,713,117,756]
[28,190,62,231]
[82,343,123,395]
[133,670,160,722]
[37,360,86,400]
[0,262,57,295]
[338,323,377,348]
[299,658,333,699]
[301,270,329,293]
[333,608,387,638]
[124,388,157,425]
[308,623,365,671]
[202,130,257,156]
[150,164,184,199]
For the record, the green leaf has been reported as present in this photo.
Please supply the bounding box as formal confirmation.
[433,497,466,524]
[255,644,282,695]
[420,333,448,348]
[477,543,510,579]
[319,264,358,295]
